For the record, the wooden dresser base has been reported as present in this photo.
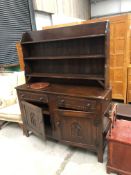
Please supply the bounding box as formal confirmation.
[17,84,112,163]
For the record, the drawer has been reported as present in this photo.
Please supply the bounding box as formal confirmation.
[57,109,95,118]
[19,91,48,103]
[57,96,96,112]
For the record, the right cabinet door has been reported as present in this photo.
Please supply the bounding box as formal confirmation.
[57,109,98,149]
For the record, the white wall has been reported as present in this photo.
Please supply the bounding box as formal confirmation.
[33,0,55,13]
[35,12,52,30]
[52,14,83,25]
[91,0,131,18]
[33,0,90,20]
[121,0,131,12]
[35,12,84,30]
[33,0,90,30]
[34,0,87,30]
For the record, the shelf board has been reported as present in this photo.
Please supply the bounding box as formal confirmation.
[21,34,105,45]
[24,54,105,60]
[26,73,104,80]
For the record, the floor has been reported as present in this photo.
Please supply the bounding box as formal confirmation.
[0,123,116,175]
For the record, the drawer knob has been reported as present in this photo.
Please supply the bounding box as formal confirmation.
[21,94,25,98]
[86,103,91,108]
[60,99,65,104]
[56,121,60,127]
[39,97,44,101]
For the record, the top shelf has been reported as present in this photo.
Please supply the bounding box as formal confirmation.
[21,34,106,45]
[21,21,108,44]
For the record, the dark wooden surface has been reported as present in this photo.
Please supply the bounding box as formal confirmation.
[17,83,111,99]
[17,85,112,162]
[117,103,131,120]
[21,21,109,89]
[21,22,108,43]
[107,120,131,175]
[16,21,111,163]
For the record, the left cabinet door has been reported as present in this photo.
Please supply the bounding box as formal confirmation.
[21,101,46,139]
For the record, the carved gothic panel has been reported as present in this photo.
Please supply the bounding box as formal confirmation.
[22,101,45,139]
[71,122,82,138]
[58,110,97,147]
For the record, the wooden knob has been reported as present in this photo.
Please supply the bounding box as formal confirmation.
[21,94,25,98]
[61,99,65,104]
[39,97,44,101]
[86,103,91,107]
[56,121,60,127]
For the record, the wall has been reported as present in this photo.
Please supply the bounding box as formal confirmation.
[51,14,83,26]
[54,0,90,20]
[33,0,90,30]
[121,0,131,12]
[91,0,131,18]
[33,0,55,13]
[35,12,52,30]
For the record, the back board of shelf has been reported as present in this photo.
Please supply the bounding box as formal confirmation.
[21,21,109,89]
[21,22,108,44]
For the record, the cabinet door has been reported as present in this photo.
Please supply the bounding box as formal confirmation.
[57,109,98,149]
[21,101,45,139]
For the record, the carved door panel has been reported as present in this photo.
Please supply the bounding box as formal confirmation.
[21,101,45,139]
[57,110,98,149]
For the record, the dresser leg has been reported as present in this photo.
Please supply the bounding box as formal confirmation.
[23,127,30,137]
[18,123,29,137]
[97,148,103,163]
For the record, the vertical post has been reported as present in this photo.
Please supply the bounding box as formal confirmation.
[28,0,36,30]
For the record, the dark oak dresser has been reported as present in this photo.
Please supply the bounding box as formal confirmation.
[16,21,112,162]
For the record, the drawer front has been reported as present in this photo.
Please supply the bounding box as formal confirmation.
[19,91,48,103]
[57,96,96,112]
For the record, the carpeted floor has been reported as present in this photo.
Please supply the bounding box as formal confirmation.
[0,123,116,175]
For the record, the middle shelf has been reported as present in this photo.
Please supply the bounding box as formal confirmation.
[24,54,105,60]
[26,73,104,80]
